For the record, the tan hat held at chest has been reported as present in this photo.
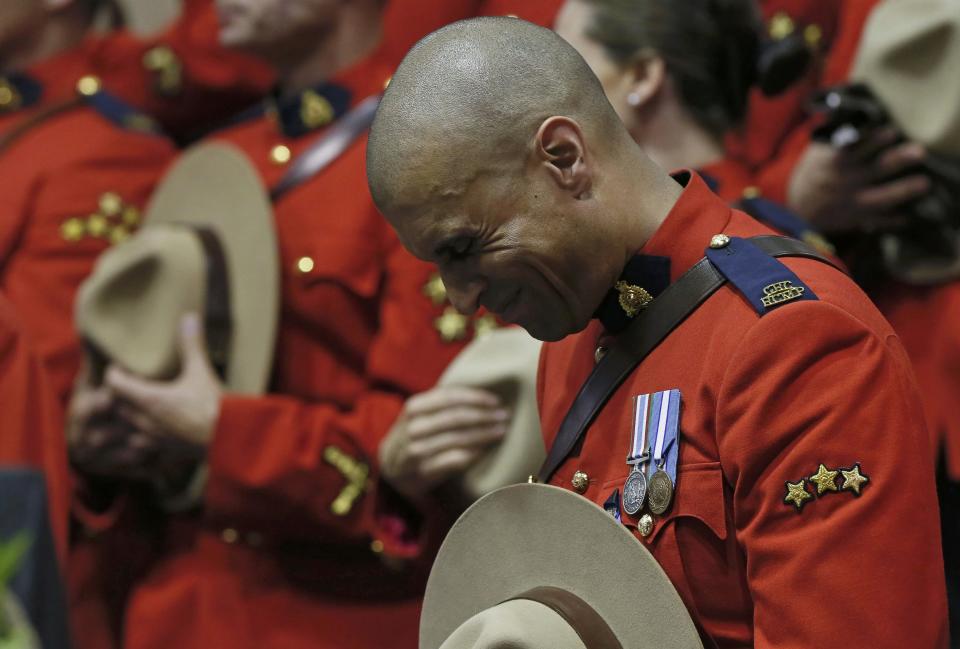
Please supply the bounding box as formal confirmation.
[76,142,279,394]
[852,0,960,155]
[437,327,545,501]
[421,483,703,649]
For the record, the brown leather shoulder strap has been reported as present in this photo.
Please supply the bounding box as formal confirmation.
[538,235,841,483]
[269,95,380,202]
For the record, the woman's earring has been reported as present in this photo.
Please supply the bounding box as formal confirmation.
[627,92,642,107]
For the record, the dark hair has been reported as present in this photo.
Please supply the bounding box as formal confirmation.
[583,0,762,137]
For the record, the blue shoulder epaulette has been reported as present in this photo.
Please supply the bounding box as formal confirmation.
[0,72,43,113]
[79,80,162,136]
[705,236,818,315]
[738,195,811,240]
[738,195,836,256]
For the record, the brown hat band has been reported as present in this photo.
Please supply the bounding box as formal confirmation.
[192,227,232,379]
[503,587,623,649]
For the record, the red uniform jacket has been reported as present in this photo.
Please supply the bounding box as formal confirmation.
[730,0,878,203]
[705,159,960,483]
[699,158,755,203]
[72,47,486,649]
[0,89,176,405]
[0,0,272,143]
[0,294,69,559]
[875,284,960,481]
[537,173,948,647]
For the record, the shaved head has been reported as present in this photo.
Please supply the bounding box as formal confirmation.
[367,17,678,341]
[368,16,623,214]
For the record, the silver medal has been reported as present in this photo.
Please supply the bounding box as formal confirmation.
[622,466,648,516]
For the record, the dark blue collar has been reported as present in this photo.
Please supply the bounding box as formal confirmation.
[0,72,43,113]
[270,82,353,138]
[594,253,672,334]
[697,170,721,194]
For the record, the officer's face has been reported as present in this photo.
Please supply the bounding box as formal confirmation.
[0,0,46,63]
[388,167,612,343]
[215,0,342,52]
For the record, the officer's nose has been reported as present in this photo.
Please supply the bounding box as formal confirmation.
[444,274,485,316]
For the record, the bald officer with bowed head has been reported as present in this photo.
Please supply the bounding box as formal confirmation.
[367,18,949,648]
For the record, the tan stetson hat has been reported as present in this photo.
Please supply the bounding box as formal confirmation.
[852,0,960,155]
[76,142,279,394]
[437,327,544,500]
[112,0,182,35]
[421,483,704,649]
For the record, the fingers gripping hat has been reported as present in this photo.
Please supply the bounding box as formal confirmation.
[437,327,545,500]
[76,141,279,394]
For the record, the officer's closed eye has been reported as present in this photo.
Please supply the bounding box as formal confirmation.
[436,235,475,263]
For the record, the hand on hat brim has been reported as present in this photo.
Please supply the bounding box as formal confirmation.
[379,385,510,504]
[103,313,223,453]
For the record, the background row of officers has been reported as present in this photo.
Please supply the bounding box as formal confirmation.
[0,0,958,648]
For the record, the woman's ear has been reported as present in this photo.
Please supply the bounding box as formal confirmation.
[625,50,666,111]
[534,116,593,199]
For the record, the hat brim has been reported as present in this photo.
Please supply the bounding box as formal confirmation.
[852,0,960,155]
[144,141,279,394]
[421,483,703,649]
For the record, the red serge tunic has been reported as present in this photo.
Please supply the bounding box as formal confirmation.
[537,173,948,647]
[71,47,485,649]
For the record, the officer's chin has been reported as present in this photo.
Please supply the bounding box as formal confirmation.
[521,317,573,343]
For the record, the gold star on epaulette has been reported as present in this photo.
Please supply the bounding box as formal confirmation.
[422,272,447,305]
[435,306,469,342]
[473,313,499,338]
[784,479,812,511]
[615,281,653,318]
[840,464,869,496]
[300,90,335,129]
[109,225,130,245]
[809,463,839,495]
[86,214,109,238]
[121,206,141,226]
[99,192,122,216]
[60,218,85,242]
[62,192,141,244]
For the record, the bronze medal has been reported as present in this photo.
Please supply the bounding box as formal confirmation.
[648,467,674,515]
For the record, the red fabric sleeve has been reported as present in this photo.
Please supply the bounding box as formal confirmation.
[0,297,69,561]
[717,301,948,647]
[204,239,465,554]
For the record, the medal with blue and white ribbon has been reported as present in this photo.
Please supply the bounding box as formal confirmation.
[647,389,681,515]
[622,394,651,516]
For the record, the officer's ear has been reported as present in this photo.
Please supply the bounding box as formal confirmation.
[624,49,666,113]
[534,116,593,200]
